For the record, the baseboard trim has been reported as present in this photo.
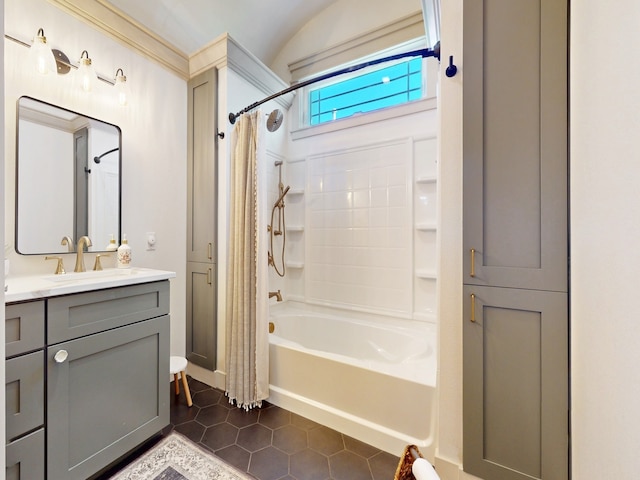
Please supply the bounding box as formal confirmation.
[186,363,226,391]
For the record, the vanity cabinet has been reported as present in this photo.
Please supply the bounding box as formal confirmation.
[5,279,170,480]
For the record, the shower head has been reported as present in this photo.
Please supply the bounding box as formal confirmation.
[266,109,284,132]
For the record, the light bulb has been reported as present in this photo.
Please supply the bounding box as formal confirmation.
[75,50,97,92]
[29,28,56,75]
[114,68,129,106]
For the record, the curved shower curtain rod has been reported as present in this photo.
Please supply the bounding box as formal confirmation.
[228,41,441,125]
[93,147,119,164]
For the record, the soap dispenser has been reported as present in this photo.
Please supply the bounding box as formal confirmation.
[117,234,131,268]
[105,234,118,252]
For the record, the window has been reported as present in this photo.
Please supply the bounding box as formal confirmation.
[308,56,424,126]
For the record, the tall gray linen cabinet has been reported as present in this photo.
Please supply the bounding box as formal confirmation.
[462,0,569,479]
[186,68,218,370]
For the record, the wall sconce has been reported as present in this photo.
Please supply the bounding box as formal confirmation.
[28,28,56,75]
[114,68,128,106]
[74,50,97,92]
[6,28,130,105]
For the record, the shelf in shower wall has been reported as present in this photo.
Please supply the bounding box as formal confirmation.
[416,269,437,280]
[287,189,305,196]
[416,175,437,184]
[285,226,304,232]
[285,261,304,269]
[413,311,437,323]
[415,223,437,232]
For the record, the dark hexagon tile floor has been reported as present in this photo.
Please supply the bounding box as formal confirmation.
[95,376,401,480]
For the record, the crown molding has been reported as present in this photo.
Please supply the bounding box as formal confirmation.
[47,0,190,79]
[47,0,292,109]
[189,33,293,110]
[226,36,293,110]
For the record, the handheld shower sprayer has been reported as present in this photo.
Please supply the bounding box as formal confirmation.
[269,161,289,276]
[274,186,290,209]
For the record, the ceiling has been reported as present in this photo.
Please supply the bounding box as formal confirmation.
[104,0,340,65]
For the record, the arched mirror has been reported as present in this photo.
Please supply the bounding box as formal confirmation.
[15,96,121,254]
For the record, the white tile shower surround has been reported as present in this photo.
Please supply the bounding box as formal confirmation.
[278,136,437,320]
[307,141,413,313]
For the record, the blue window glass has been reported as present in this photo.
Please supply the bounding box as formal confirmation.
[309,57,423,125]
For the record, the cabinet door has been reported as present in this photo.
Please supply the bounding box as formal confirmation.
[47,315,169,480]
[187,68,218,263]
[186,261,216,370]
[6,428,45,480]
[6,351,44,441]
[462,0,567,292]
[463,285,568,479]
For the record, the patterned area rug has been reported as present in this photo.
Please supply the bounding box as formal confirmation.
[109,432,253,480]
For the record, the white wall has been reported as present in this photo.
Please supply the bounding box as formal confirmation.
[4,0,188,355]
[434,0,467,476]
[571,1,640,478]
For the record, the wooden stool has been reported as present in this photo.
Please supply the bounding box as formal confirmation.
[170,356,192,407]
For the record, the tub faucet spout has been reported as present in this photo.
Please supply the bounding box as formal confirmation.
[269,290,282,302]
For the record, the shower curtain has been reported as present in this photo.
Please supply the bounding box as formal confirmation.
[225,110,269,410]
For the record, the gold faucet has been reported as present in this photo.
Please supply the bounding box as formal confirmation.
[61,235,74,252]
[269,290,282,302]
[93,254,110,271]
[45,256,65,274]
[74,236,92,272]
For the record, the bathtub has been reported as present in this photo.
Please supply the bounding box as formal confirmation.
[267,302,437,459]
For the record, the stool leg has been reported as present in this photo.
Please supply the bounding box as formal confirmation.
[181,372,193,407]
[174,373,180,395]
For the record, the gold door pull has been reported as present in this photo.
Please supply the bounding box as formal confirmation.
[470,248,476,277]
[470,293,476,322]
[207,267,212,285]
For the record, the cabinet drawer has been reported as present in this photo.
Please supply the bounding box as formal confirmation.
[6,428,45,480]
[48,280,169,344]
[5,301,45,358]
[6,351,44,441]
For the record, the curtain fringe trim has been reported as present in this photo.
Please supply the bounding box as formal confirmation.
[225,392,264,411]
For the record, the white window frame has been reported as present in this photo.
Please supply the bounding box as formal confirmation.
[291,38,439,138]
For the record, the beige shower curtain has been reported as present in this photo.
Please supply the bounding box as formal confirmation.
[225,110,269,410]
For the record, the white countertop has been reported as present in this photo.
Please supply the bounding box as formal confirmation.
[5,267,176,303]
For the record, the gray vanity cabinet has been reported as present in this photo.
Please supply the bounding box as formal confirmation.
[47,281,170,480]
[5,301,46,480]
[5,280,170,480]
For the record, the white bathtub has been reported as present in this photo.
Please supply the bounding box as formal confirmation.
[267,302,437,459]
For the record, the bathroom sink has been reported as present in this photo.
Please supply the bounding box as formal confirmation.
[5,268,175,304]
[43,268,138,283]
